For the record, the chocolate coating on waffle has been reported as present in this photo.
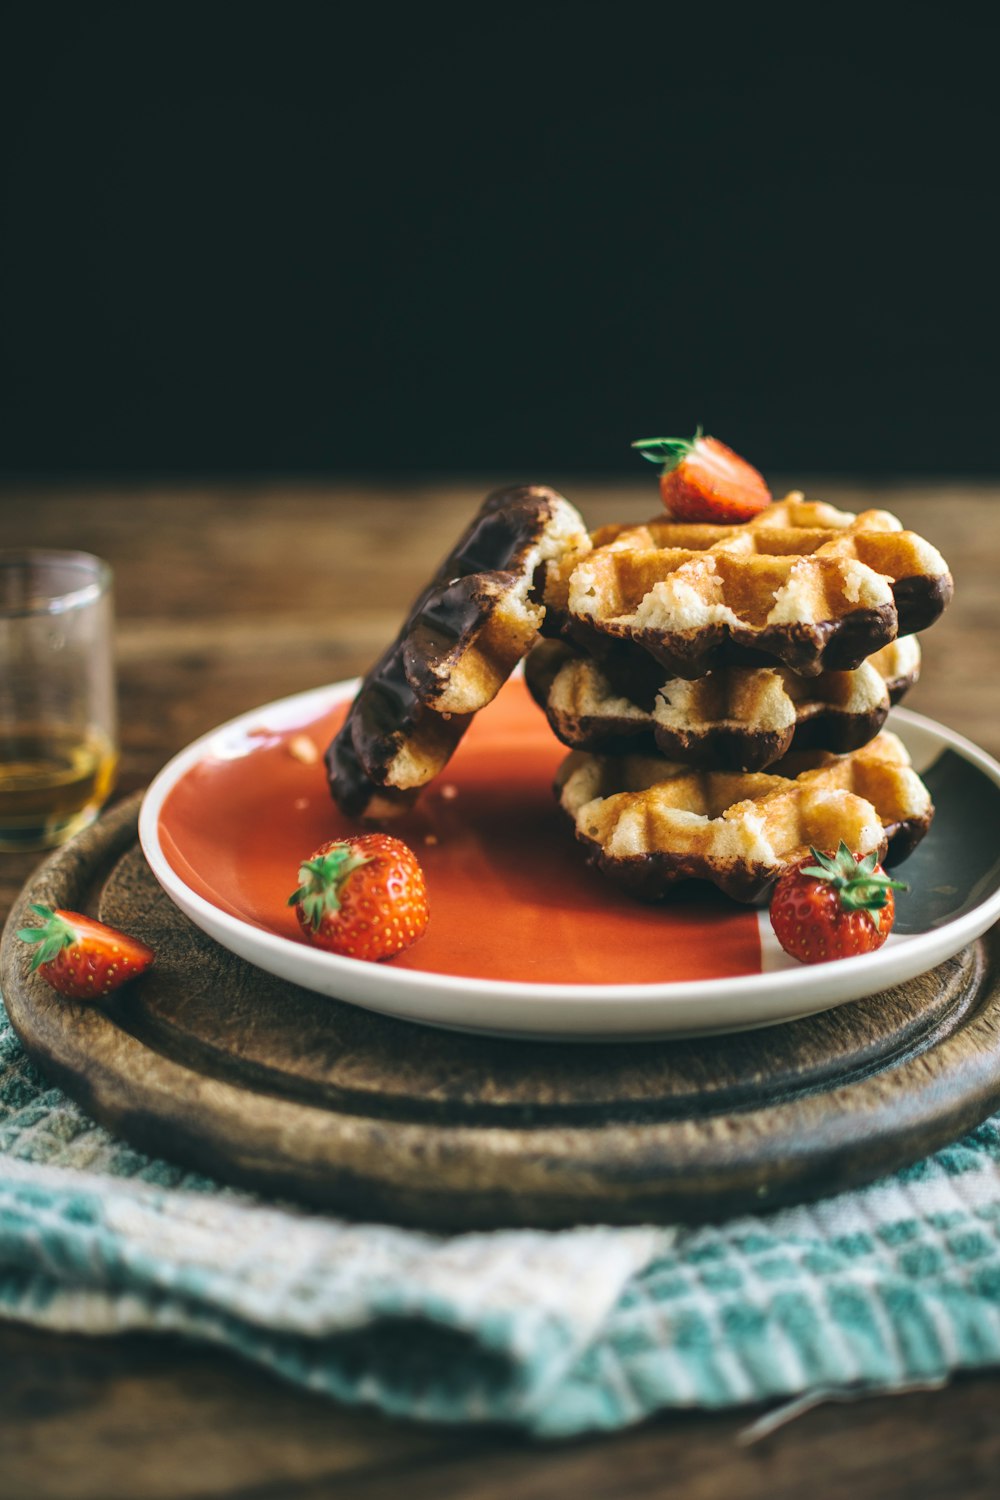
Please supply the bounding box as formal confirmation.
[555,731,933,904]
[565,601,916,680]
[564,497,953,679]
[578,819,929,906]
[528,637,922,773]
[326,485,588,819]
[891,573,954,636]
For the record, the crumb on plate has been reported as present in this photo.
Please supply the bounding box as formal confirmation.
[289,734,320,765]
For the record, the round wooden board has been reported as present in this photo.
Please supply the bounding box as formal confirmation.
[3,793,1000,1230]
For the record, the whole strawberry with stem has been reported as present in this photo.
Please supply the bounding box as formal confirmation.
[288,834,429,961]
[632,427,772,523]
[17,905,155,998]
[769,843,907,965]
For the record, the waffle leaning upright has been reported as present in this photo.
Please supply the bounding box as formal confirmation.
[325,485,590,819]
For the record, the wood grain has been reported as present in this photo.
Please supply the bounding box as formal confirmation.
[0,481,997,1496]
[3,798,999,1230]
[2,1322,1000,1500]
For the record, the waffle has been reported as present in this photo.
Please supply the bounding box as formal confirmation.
[562,495,952,678]
[326,485,590,819]
[526,635,921,771]
[556,731,933,903]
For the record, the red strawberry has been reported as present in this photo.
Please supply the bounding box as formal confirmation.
[17,905,155,998]
[769,843,907,965]
[288,834,429,961]
[632,428,772,522]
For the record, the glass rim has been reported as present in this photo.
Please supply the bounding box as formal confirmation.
[0,549,113,619]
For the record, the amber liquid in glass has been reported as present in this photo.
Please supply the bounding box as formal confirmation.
[0,726,118,850]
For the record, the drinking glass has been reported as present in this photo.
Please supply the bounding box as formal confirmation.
[0,550,118,851]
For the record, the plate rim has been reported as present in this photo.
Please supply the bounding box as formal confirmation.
[138,680,1000,1032]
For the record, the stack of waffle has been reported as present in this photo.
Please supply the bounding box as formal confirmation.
[527,494,953,902]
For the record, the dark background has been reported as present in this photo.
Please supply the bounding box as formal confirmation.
[1,2,997,482]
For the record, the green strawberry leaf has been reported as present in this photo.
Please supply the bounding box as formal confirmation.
[800,842,908,914]
[631,427,703,474]
[16,907,76,971]
[288,846,372,932]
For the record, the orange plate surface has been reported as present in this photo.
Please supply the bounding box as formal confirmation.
[158,679,762,985]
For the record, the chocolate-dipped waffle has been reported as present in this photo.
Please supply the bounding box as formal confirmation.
[326,485,590,819]
[526,635,921,771]
[561,495,952,678]
[556,731,933,903]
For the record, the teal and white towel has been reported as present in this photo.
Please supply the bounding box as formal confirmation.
[3,1000,1000,1436]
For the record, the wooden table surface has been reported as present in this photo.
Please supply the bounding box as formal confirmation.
[0,480,997,1499]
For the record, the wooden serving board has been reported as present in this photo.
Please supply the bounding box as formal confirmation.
[3,793,1000,1230]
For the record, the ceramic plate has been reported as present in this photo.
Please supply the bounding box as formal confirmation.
[138,678,1000,1039]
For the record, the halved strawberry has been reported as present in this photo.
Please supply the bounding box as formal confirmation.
[17,905,155,998]
[632,428,772,523]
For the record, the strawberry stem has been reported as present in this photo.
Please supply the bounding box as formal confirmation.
[800,842,908,914]
[631,427,703,474]
[287,847,371,932]
[16,904,76,971]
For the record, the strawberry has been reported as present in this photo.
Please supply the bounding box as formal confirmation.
[769,843,907,965]
[632,427,772,522]
[288,834,429,961]
[16,904,155,998]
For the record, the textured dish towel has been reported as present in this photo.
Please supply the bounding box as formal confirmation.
[3,1003,1000,1436]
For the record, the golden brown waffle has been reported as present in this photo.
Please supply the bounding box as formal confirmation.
[556,731,933,902]
[326,485,590,819]
[526,636,921,771]
[562,495,951,678]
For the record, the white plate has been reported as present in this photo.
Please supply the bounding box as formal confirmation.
[139,683,1000,1040]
